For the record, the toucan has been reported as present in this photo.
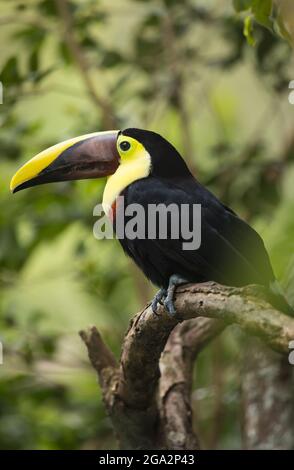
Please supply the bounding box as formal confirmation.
[10,128,293,316]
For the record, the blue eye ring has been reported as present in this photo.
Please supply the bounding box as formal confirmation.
[119,140,131,152]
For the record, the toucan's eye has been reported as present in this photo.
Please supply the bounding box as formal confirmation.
[119,141,131,152]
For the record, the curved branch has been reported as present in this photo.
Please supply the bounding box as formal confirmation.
[158,318,225,449]
[80,281,294,449]
[167,282,294,354]
[79,326,117,394]
[241,338,294,450]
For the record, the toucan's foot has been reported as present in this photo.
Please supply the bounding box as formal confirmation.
[151,288,167,315]
[163,274,189,317]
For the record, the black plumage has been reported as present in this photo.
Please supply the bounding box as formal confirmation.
[115,128,292,315]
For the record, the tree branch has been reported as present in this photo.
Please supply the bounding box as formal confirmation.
[79,326,117,392]
[158,318,225,449]
[80,281,294,449]
[241,338,294,450]
[172,282,294,354]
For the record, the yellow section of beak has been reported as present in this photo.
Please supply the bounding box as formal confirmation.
[10,131,116,193]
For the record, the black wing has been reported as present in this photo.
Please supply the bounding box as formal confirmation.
[122,176,275,288]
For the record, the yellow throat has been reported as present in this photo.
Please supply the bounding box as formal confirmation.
[102,135,151,214]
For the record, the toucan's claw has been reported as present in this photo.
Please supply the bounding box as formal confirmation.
[163,274,188,317]
[163,297,177,316]
[151,288,167,315]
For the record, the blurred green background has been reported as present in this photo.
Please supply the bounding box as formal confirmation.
[0,0,293,449]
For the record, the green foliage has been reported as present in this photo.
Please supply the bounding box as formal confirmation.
[233,0,252,12]
[0,0,293,450]
[233,0,294,45]
[244,15,256,46]
[251,0,273,28]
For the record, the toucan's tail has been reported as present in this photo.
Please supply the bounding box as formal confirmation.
[269,281,294,317]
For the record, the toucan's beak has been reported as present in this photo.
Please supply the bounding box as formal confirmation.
[10,130,120,193]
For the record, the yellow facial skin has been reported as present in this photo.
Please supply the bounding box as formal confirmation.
[10,131,117,193]
[102,135,151,214]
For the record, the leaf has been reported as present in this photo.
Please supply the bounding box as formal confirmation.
[37,0,58,17]
[100,51,124,68]
[143,13,161,27]
[273,5,294,45]
[233,0,251,12]
[32,65,56,83]
[0,57,21,85]
[58,42,72,65]
[251,0,273,28]
[244,15,256,46]
[29,48,39,74]
[14,26,45,46]
[234,0,276,46]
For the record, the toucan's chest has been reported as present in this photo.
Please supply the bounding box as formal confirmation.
[109,175,182,221]
[111,178,196,288]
